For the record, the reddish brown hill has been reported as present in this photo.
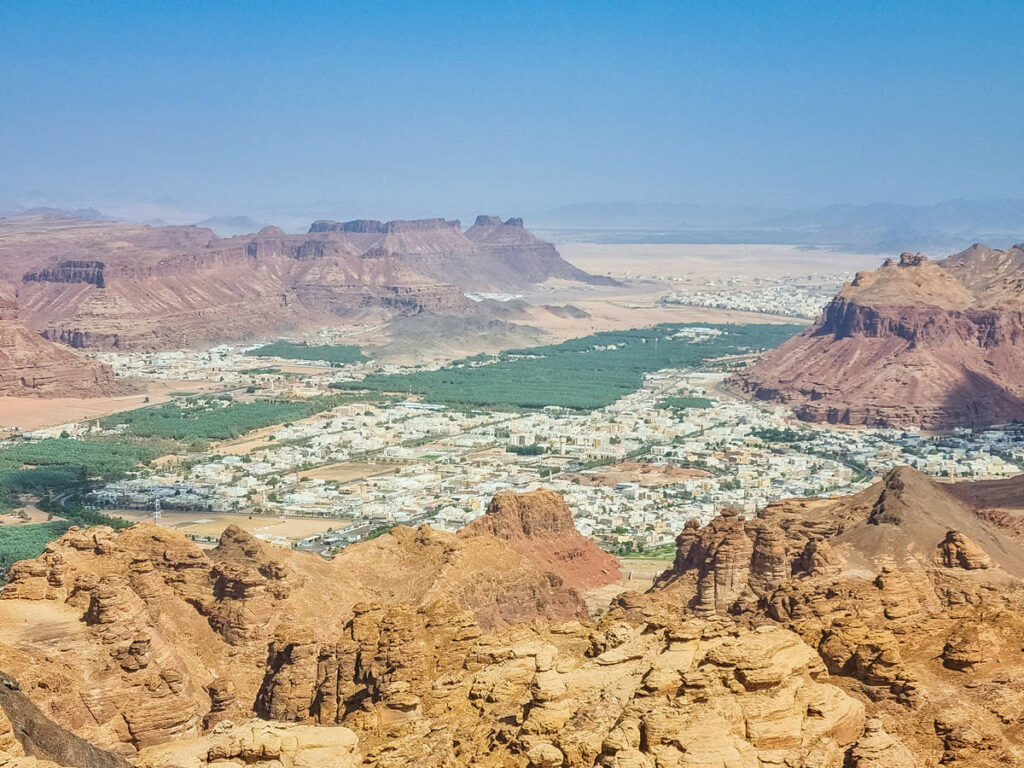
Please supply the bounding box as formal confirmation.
[730,246,1024,429]
[0,213,603,350]
[460,488,622,589]
[0,283,122,397]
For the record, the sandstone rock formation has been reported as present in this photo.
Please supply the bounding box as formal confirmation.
[460,488,622,589]
[648,466,1024,764]
[256,602,864,768]
[134,720,360,768]
[0,669,128,768]
[6,477,1024,766]
[0,213,605,350]
[730,245,1024,428]
[0,495,590,753]
[0,283,122,398]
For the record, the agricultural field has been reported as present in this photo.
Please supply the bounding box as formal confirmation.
[245,341,367,365]
[0,437,167,513]
[0,520,72,578]
[99,392,379,448]
[340,323,802,411]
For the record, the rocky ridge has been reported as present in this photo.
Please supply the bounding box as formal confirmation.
[3,478,1024,766]
[0,493,592,753]
[730,245,1024,428]
[648,466,1024,764]
[0,213,606,351]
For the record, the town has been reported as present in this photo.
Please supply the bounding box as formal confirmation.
[663,272,851,319]
[23,335,1017,557]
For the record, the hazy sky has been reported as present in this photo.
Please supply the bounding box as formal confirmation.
[2,0,1023,217]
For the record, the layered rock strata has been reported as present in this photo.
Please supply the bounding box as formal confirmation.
[730,245,1024,428]
[0,213,606,350]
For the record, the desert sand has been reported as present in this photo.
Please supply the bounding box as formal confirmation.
[108,509,349,543]
[557,242,885,281]
[304,461,401,483]
[0,379,224,433]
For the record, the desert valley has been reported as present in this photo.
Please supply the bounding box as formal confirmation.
[4,3,1024,767]
[0,206,1023,768]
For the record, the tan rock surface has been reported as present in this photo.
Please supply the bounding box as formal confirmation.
[647,466,1024,763]
[5,476,1024,766]
[0,495,588,752]
[0,284,122,398]
[135,720,360,768]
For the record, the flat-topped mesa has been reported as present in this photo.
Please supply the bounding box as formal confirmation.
[0,213,610,351]
[460,488,621,590]
[385,217,460,233]
[308,219,386,233]
[23,259,106,287]
[308,218,460,234]
[729,242,1024,428]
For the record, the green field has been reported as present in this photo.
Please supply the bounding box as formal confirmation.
[0,437,167,512]
[245,341,367,365]
[0,521,73,576]
[338,323,802,411]
[99,392,381,448]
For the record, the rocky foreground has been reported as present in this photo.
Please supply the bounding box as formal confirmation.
[731,244,1024,429]
[2,471,1024,766]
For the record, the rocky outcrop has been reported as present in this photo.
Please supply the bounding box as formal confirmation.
[941,623,999,670]
[730,244,1024,429]
[848,718,923,767]
[0,491,593,752]
[460,489,621,589]
[134,720,360,768]
[646,466,1024,762]
[937,530,993,569]
[23,260,105,287]
[0,213,606,350]
[8,478,1024,766]
[464,215,617,287]
[0,670,128,768]
[257,601,865,768]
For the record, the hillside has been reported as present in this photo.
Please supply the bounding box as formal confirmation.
[730,246,1024,428]
[0,283,122,398]
[0,213,605,351]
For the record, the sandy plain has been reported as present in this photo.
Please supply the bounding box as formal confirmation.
[557,242,885,281]
[0,379,223,433]
[108,509,349,544]
[513,242,889,342]
[303,461,401,483]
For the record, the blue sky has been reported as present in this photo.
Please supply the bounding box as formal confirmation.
[1,0,1022,217]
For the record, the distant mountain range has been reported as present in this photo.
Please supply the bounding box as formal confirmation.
[5,198,1024,253]
[0,212,606,355]
[530,198,1024,253]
